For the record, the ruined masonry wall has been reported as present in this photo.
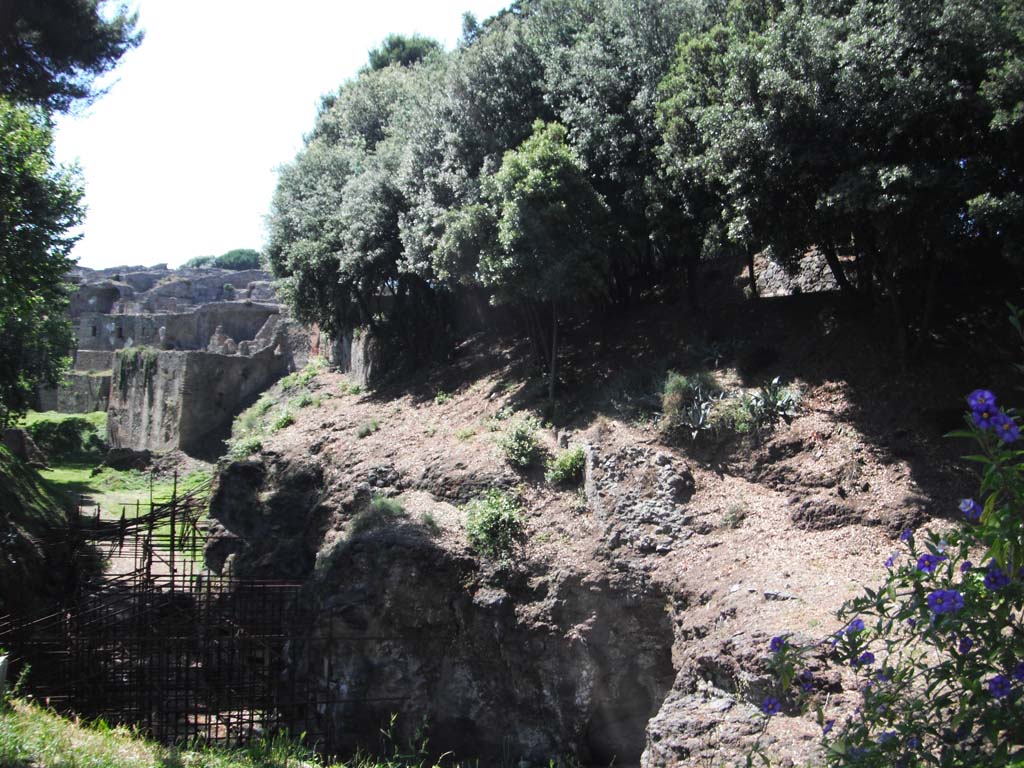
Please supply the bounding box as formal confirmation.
[107,352,188,453]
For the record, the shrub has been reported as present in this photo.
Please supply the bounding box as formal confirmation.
[464,489,524,558]
[23,412,108,460]
[722,503,747,528]
[338,380,363,396]
[351,494,407,534]
[270,412,294,431]
[228,436,262,459]
[455,426,476,441]
[545,446,586,485]
[434,390,452,405]
[756,389,1024,766]
[709,397,755,436]
[291,393,315,409]
[661,370,721,417]
[498,416,543,469]
[356,419,380,438]
[279,359,324,392]
[747,377,799,428]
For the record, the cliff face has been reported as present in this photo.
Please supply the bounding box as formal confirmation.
[204,296,983,766]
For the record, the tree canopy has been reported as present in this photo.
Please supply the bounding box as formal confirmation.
[0,0,143,113]
[0,99,82,426]
[267,0,1024,380]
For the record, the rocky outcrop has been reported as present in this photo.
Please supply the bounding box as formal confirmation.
[205,448,678,765]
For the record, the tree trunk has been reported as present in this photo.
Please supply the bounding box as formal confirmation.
[549,300,558,406]
[822,244,855,296]
[746,247,759,299]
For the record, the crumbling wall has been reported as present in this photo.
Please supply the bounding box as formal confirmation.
[76,303,280,352]
[176,347,288,454]
[108,344,289,456]
[324,330,381,387]
[57,373,111,413]
[143,270,270,306]
[107,350,188,452]
[73,350,114,372]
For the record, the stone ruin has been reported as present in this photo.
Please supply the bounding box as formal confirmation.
[41,264,312,457]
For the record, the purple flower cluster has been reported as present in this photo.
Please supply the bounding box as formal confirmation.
[959,498,982,523]
[762,696,781,715]
[984,561,1010,591]
[967,390,1019,443]
[926,589,964,615]
[769,635,786,653]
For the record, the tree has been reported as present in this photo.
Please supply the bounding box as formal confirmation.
[366,34,441,71]
[478,120,610,402]
[0,0,143,113]
[0,98,83,426]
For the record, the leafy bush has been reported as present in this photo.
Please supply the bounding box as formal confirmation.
[455,426,476,441]
[23,412,107,460]
[545,446,586,485]
[498,416,543,469]
[434,390,452,405]
[338,380,363,396]
[357,419,380,438]
[747,377,799,428]
[351,494,407,534]
[227,436,262,459]
[661,370,722,417]
[709,397,755,436]
[278,359,324,392]
[291,393,315,409]
[271,412,294,431]
[464,489,524,558]
[757,389,1024,766]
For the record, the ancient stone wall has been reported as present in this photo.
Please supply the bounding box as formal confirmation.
[73,350,114,372]
[107,350,188,453]
[57,373,111,413]
[107,344,288,456]
[76,303,279,352]
[323,330,381,387]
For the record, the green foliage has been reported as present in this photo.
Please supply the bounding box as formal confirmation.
[661,370,722,417]
[291,393,316,409]
[454,426,476,441]
[21,411,107,461]
[434,390,452,405]
[746,377,800,429]
[357,419,381,439]
[367,34,442,71]
[0,1,143,113]
[721,503,747,529]
[270,412,294,432]
[351,494,408,534]
[0,99,82,427]
[498,415,543,469]
[183,249,261,271]
[228,436,262,460]
[115,346,159,397]
[464,489,525,558]
[545,446,586,485]
[278,359,324,392]
[338,380,364,396]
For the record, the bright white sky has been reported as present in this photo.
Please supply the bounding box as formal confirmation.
[54,0,510,270]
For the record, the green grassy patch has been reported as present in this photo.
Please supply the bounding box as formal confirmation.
[19,410,108,462]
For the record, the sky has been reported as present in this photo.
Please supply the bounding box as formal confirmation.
[54,0,510,270]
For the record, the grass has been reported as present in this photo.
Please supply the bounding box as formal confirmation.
[357,419,380,439]
[0,698,464,768]
[19,410,108,461]
[351,494,407,535]
[40,463,211,517]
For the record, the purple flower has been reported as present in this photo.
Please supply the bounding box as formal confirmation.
[958,636,973,654]
[877,730,897,745]
[1013,661,1024,682]
[927,589,964,615]
[769,636,786,653]
[822,719,835,735]
[961,560,973,574]
[988,674,1012,699]
[884,552,897,568]
[900,528,914,544]
[917,553,945,573]
[967,389,997,412]
[973,405,999,430]
[906,735,920,750]
[762,696,781,715]
[800,669,814,692]
[992,411,1020,443]
[959,498,982,522]
[854,651,875,667]
[984,561,1010,591]
[846,618,866,635]
[876,668,891,682]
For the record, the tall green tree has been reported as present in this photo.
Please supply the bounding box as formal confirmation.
[478,120,610,402]
[366,34,442,71]
[0,0,143,112]
[0,99,83,426]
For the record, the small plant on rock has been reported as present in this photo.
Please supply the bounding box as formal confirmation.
[356,419,380,438]
[545,446,586,485]
[271,412,294,431]
[434,390,452,405]
[499,416,543,469]
[747,377,799,429]
[465,489,525,558]
[228,436,262,459]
